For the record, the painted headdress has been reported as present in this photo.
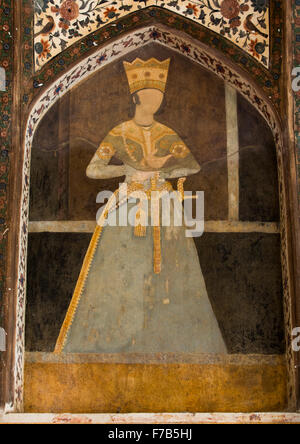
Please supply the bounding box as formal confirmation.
[123,58,170,94]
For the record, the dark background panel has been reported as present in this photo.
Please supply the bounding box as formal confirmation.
[195,233,284,354]
[238,95,279,222]
[29,96,70,221]
[25,233,89,352]
[25,232,285,354]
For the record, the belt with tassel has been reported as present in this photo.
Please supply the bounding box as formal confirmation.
[101,174,186,275]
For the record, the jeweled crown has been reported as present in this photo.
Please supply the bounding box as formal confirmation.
[123,58,170,94]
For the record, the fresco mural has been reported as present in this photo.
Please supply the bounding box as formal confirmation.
[25,44,284,357]
[1,0,299,419]
[33,0,270,70]
[54,57,227,354]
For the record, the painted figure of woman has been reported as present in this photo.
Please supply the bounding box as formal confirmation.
[54,58,227,354]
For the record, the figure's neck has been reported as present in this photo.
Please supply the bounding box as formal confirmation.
[134,108,154,127]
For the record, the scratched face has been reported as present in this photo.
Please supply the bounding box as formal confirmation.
[135,88,164,115]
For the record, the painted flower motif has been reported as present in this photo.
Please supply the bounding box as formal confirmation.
[59,21,69,30]
[150,30,161,40]
[181,44,190,53]
[59,0,79,21]
[97,143,115,160]
[250,0,269,13]
[54,83,63,95]
[240,4,249,12]
[35,0,50,13]
[96,54,107,64]
[104,6,117,19]
[220,0,240,20]
[249,38,261,59]
[216,64,225,74]
[38,39,50,59]
[230,18,241,28]
[170,143,189,159]
[185,3,198,16]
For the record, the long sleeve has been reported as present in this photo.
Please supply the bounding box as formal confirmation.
[157,136,201,178]
[86,136,126,179]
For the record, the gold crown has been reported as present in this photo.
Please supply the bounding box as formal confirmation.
[123,58,170,94]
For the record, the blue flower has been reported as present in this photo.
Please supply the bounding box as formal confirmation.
[34,42,43,55]
[34,0,50,14]
[250,0,269,13]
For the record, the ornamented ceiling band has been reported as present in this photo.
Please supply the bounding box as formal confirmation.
[33,0,270,71]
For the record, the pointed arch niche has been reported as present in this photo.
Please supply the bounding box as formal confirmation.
[4,23,299,419]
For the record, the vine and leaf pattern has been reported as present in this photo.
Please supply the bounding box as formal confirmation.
[33,0,270,69]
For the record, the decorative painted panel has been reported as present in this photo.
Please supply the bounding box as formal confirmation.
[15,25,289,410]
[33,0,270,70]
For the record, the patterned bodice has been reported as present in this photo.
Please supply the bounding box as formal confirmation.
[95,120,199,172]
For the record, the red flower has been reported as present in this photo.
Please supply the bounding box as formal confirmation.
[104,6,117,18]
[249,39,260,59]
[186,3,198,15]
[59,21,69,30]
[38,39,51,60]
[230,18,241,28]
[220,0,240,20]
[59,0,79,21]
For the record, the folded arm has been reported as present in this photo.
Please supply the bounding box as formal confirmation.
[86,146,125,179]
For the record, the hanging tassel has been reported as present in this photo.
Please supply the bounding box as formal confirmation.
[153,225,161,274]
[177,177,186,201]
[134,207,147,237]
[151,182,161,274]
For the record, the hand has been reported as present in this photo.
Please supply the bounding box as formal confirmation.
[144,149,173,169]
[130,170,157,183]
[124,164,155,182]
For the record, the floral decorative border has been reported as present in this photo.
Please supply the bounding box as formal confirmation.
[0,2,13,338]
[23,2,284,112]
[33,0,270,70]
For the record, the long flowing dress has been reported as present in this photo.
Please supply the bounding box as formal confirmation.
[54,119,227,354]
